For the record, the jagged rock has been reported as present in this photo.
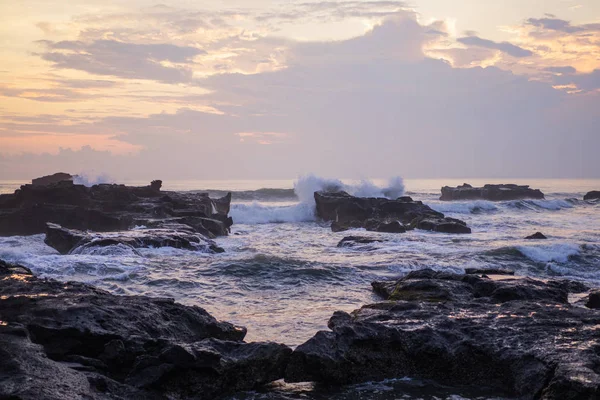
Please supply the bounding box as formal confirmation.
[0,260,291,399]
[314,191,470,234]
[285,269,600,399]
[0,178,232,237]
[32,172,74,186]
[584,191,600,201]
[525,232,548,240]
[440,183,545,201]
[44,223,225,255]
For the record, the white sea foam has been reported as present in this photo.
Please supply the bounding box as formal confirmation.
[516,243,580,263]
[428,200,498,214]
[73,171,114,186]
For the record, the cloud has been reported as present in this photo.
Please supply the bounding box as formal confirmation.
[457,36,533,58]
[544,66,577,74]
[525,17,600,34]
[38,40,205,83]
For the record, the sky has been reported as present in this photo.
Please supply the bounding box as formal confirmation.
[0,0,599,180]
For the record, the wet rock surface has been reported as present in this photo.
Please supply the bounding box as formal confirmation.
[440,183,545,201]
[0,179,232,237]
[315,191,471,234]
[45,223,225,255]
[0,259,291,400]
[285,269,600,399]
[584,191,600,201]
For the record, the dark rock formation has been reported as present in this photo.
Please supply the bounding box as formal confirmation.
[0,179,232,238]
[584,191,600,201]
[525,232,548,240]
[465,267,515,276]
[0,260,291,399]
[336,236,385,248]
[586,291,600,309]
[45,223,225,255]
[285,269,600,399]
[314,191,471,234]
[32,172,74,186]
[440,183,545,201]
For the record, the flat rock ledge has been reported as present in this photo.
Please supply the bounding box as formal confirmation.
[315,191,471,234]
[285,269,600,399]
[441,183,545,201]
[0,260,291,400]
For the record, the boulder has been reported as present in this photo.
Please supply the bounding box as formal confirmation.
[584,191,600,201]
[586,291,600,309]
[44,223,225,255]
[285,269,600,399]
[314,191,470,234]
[525,232,548,240]
[0,260,291,399]
[336,236,385,248]
[440,183,545,201]
[0,178,232,237]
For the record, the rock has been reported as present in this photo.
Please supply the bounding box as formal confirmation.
[525,232,548,240]
[44,223,225,255]
[586,291,600,309]
[0,259,291,399]
[285,269,600,399]
[32,172,73,186]
[0,178,232,238]
[465,268,515,276]
[314,191,470,234]
[584,191,600,201]
[440,183,545,201]
[337,236,385,248]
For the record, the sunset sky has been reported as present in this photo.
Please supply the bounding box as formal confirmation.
[1,0,599,179]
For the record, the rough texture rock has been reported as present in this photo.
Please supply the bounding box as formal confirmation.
[285,269,600,399]
[0,179,232,238]
[584,191,600,201]
[44,223,225,255]
[440,183,545,201]
[525,232,548,240]
[0,260,291,400]
[465,267,515,276]
[314,191,471,234]
[32,172,74,186]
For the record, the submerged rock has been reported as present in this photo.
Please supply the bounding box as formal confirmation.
[525,232,548,240]
[45,223,225,254]
[336,236,385,248]
[285,269,600,399]
[440,183,545,201]
[0,260,291,399]
[0,178,232,237]
[584,191,600,201]
[314,191,471,234]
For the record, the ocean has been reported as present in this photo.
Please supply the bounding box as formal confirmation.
[1,176,599,399]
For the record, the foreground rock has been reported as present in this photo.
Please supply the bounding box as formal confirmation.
[0,178,232,237]
[584,191,600,201]
[45,223,225,255]
[285,269,600,399]
[0,260,291,399]
[440,183,545,201]
[315,191,471,234]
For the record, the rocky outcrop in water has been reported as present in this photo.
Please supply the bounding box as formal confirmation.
[31,172,74,186]
[440,183,545,201]
[315,191,471,234]
[285,269,600,399]
[525,232,548,240]
[45,223,225,255]
[0,259,291,400]
[0,178,232,237]
[584,191,600,201]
